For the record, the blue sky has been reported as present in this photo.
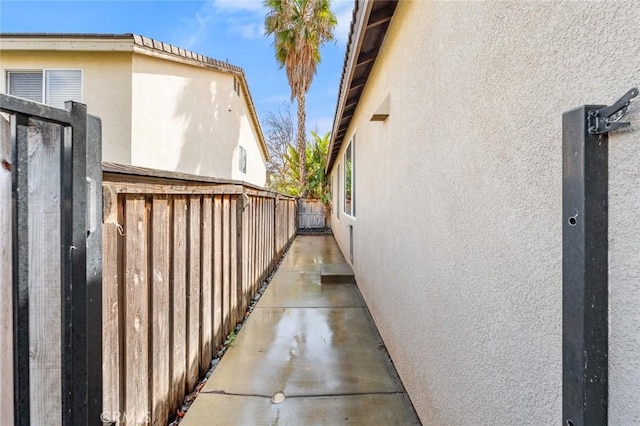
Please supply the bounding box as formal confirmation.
[0,0,353,137]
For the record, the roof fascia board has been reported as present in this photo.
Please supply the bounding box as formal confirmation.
[0,37,135,52]
[326,0,373,174]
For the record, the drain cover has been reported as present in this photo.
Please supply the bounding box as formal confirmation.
[271,392,286,404]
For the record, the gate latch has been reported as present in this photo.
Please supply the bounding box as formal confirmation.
[587,87,638,134]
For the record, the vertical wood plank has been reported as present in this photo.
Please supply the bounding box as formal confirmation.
[230,196,238,328]
[0,113,13,426]
[124,196,149,424]
[270,199,275,273]
[222,196,231,337]
[186,197,201,389]
[256,198,262,284]
[151,196,171,425]
[171,197,187,409]
[252,197,258,293]
[27,121,62,425]
[261,198,266,281]
[200,196,213,373]
[102,185,122,424]
[242,197,249,314]
[213,196,223,350]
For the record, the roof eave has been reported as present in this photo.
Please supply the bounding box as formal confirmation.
[325,1,397,174]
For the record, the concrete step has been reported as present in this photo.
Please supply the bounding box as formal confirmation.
[320,263,356,284]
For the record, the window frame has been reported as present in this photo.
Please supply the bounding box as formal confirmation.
[6,69,83,108]
[238,145,247,174]
[233,76,240,96]
[336,162,341,220]
[343,136,355,217]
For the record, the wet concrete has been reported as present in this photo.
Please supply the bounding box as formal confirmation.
[181,235,420,425]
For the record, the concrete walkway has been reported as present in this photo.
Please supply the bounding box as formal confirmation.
[182,235,420,425]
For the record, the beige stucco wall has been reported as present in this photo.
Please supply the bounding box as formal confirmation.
[330,1,640,424]
[0,50,133,164]
[131,54,266,186]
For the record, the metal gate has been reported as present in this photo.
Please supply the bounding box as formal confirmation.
[0,94,102,425]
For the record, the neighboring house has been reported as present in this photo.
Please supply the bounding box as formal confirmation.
[0,33,268,186]
[328,1,639,425]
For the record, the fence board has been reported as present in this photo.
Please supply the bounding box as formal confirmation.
[186,197,201,389]
[241,197,249,315]
[222,196,231,337]
[0,114,13,425]
[200,196,213,373]
[213,196,223,350]
[0,113,13,426]
[230,196,238,328]
[124,196,149,424]
[102,186,122,424]
[171,197,187,407]
[28,121,62,425]
[151,197,171,425]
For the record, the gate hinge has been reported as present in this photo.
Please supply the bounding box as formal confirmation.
[588,87,638,134]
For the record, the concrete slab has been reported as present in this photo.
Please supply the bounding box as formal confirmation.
[259,271,364,307]
[200,307,402,396]
[180,235,420,425]
[181,393,421,426]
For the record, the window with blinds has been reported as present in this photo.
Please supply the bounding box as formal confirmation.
[7,70,82,109]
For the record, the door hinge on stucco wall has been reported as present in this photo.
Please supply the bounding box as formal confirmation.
[587,87,638,135]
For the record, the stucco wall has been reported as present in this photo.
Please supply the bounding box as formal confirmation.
[0,51,133,164]
[330,1,640,424]
[131,54,266,186]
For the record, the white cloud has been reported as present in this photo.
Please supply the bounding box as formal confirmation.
[308,116,335,136]
[213,0,266,14]
[236,22,265,39]
[172,11,215,50]
[260,93,292,104]
[332,0,354,45]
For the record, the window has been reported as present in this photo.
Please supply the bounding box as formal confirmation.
[7,70,82,109]
[336,163,340,219]
[233,76,240,96]
[239,146,247,173]
[343,137,355,216]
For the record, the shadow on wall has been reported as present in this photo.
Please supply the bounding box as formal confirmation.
[174,72,243,179]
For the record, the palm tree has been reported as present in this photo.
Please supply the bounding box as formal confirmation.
[264,0,336,194]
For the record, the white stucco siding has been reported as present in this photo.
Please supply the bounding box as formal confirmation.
[330,1,640,424]
[0,50,133,164]
[234,99,267,186]
[131,54,266,185]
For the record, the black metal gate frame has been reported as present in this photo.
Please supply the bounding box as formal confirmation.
[562,88,637,426]
[0,94,102,426]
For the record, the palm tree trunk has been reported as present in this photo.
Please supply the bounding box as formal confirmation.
[296,92,308,194]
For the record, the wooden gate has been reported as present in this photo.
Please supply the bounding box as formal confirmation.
[298,199,327,230]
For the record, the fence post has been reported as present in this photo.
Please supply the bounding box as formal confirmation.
[12,113,30,426]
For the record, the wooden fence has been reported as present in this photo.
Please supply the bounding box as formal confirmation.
[101,164,296,425]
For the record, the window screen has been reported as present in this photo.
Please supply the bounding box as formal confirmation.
[8,72,43,103]
[45,70,82,109]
